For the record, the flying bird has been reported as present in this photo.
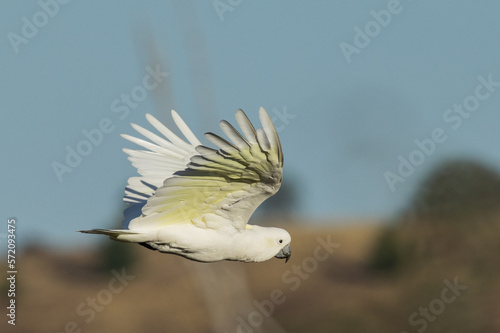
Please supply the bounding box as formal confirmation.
[80,107,291,263]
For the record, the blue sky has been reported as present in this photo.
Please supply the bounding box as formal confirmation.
[3,1,500,248]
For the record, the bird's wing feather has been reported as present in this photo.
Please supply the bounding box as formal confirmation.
[121,110,200,203]
[127,108,283,231]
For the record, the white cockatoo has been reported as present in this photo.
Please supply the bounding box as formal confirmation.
[80,108,291,263]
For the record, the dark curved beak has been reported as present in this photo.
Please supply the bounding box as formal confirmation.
[275,244,291,263]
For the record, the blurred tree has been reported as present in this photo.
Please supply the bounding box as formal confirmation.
[404,159,500,223]
[258,178,298,220]
[97,239,137,274]
[370,158,500,272]
[97,214,138,274]
[369,226,400,272]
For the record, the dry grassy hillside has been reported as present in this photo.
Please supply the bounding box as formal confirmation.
[3,223,386,333]
[2,215,499,333]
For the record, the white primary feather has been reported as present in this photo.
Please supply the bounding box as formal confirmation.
[80,108,291,263]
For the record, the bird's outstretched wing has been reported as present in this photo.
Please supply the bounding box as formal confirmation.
[121,111,202,203]
[124,108,283,232]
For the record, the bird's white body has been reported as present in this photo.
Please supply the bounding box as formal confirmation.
[110,224,288,263]
[81,108,291,263]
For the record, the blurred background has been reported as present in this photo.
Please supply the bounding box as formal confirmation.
[2,1,500,332]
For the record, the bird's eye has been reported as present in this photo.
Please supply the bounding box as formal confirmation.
[279,239,283,244]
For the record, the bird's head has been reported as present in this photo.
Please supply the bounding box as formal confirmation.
[264,227,292,263]
[234,225,292,263]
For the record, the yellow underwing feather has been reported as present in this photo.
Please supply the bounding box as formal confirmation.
[124,108,283,231]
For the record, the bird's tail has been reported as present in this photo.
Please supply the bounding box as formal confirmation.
[79,228,153,242]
